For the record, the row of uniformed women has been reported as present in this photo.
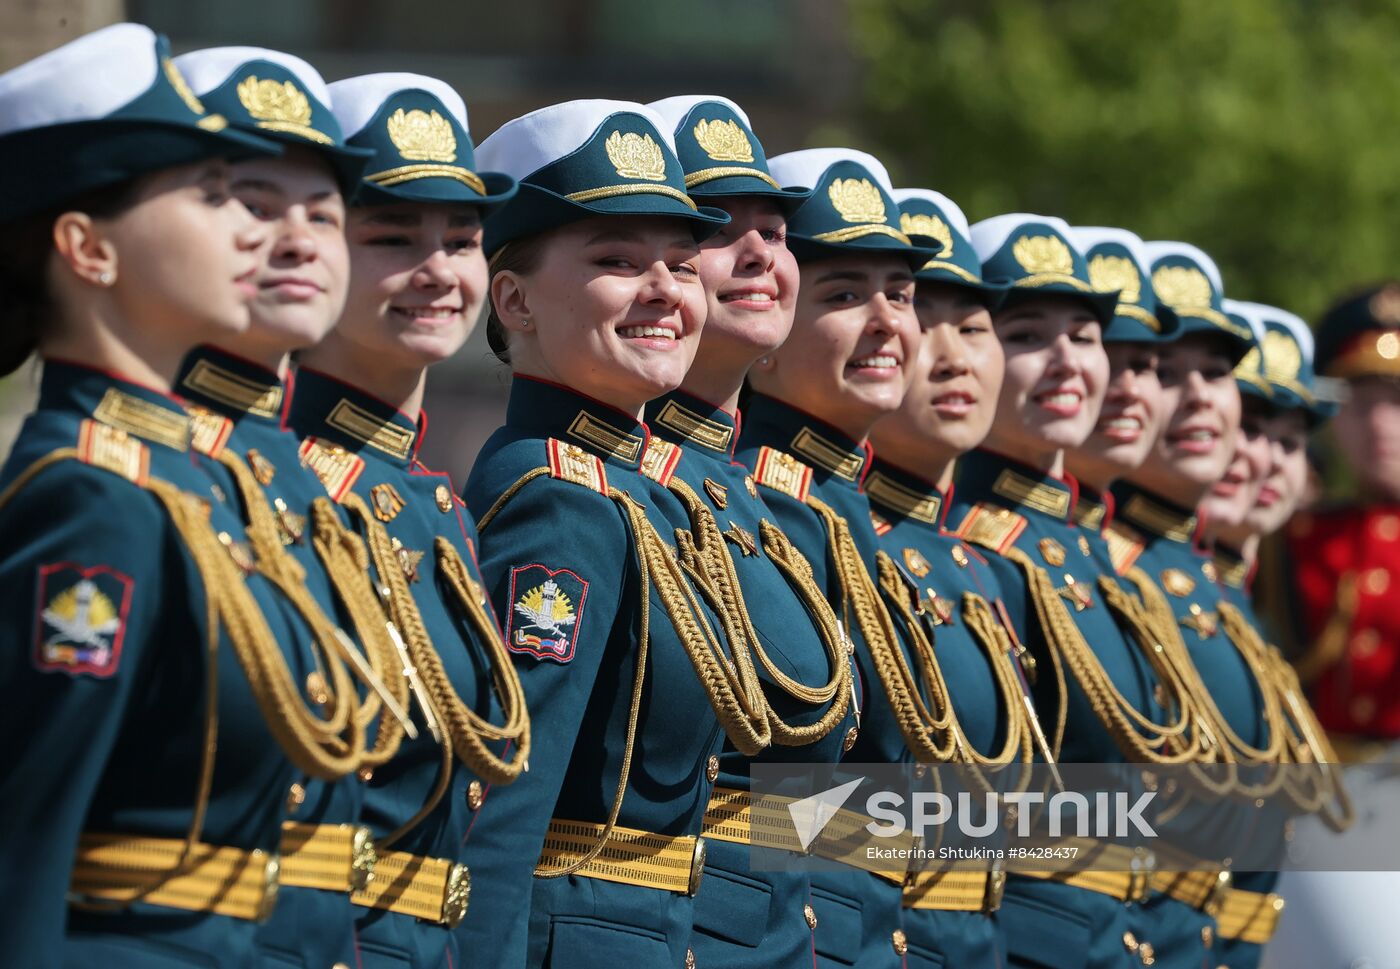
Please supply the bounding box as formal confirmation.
[0,22,1343,969]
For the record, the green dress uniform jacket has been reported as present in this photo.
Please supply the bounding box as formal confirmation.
[288,367,512,969]
[0,361,315,968]
[177,345,367,969]
[734,393,916,969]
[645,389,855,969]
[866,457,1024,969]
[461,377,738,969]
[948,450,1170,969]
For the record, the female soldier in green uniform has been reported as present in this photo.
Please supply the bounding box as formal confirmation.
[735,146,946,969]
[645,94,855,968]
[866,187,1031,969]
[955,215,1214,969]
[0,23,382,968]
[462,99,786,969]
[288,73,531,969]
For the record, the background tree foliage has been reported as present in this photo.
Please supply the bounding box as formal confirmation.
[848,0,1400,321]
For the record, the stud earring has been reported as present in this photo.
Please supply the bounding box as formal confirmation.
[520,318,531,328]
[758,356,770,366]
[97,271,114,285]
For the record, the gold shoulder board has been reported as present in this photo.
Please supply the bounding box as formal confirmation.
[752,446,812,502]
[955,502,1027,555]
[546,437,608,494]
[298,436,365,501]
[639,437,681,486]
[76,419,149,486]
[1103,522,1145,576]
[187,405,234,458]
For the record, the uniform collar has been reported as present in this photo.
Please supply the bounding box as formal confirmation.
[864,457,946,527]
[288,367,423,467]
[1109,481,1199,543]
[645,388,739,459]
[41,358,192,453]
[742,393,872,488]
[176,345,286,425]
[1072,483,1115,533]
[1213,543,1252,590]
[955,447,1076,523]
[506,375,650,473]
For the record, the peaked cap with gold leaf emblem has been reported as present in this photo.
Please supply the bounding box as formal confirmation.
[891,188,1005,307]
[970,213,1119,325]
[1070,226,1181,343]
[474,98,729,258]
[328,72,517,210]
[175,47,373,192]
[1142,240,1252,363]
[1225,299,1335,425]
[0,23,279,222]
[766,147,941,268]
[648,94,810,214]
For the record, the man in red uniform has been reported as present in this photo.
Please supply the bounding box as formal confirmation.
[1288,282,1400,757]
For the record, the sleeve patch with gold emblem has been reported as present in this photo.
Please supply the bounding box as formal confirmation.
[506,564,589,663]
[32,563,133,677]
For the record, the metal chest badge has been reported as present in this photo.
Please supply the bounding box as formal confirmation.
[507,564,590,663]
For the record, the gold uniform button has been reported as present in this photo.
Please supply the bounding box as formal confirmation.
[435,484,454,513]
[685,948,696,969]
[842,726,859,752]
[803,903,818,930]
[891,929,908,956]
[466,779,485,811]
[706,755,720,783]
[1201,925,1214,948]
[333,963,351,969]
[1138,941,1155,966]
[1353,629,1381,657]
[358,766,374,782]
[286,782,306,813]
[1123,931,1139,953]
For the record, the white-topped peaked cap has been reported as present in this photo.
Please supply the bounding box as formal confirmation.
[647,93,752,131]
[0,23,164,135]
[1070,226,1154,275]
[969,212,1079,263]
[1225,300,1313,359]
[328,72,470,141]
[174,46,331,104]
[767,147,895,193]
[1141,240,1225,297]
[475,99,677,181]
[891,188,972,240]
[1222,299,1270,349]
[0,23,277,222]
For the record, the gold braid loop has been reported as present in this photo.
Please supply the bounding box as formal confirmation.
[995,548,1071,757]
[805,495,955,762]
[1261,646,1354,831]
[667,478,851,746]
[341,491,528,786]
[958,593,1036,768]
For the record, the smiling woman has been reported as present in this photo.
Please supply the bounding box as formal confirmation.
[460,99,804,969]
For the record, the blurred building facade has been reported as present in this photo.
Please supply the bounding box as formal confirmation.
[0,0,861,481]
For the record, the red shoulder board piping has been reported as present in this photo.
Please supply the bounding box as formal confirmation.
[76,419,149,486]
[298,436,365,502]
[186,405,234,458]
[638,438,682,487]
[752,446,812,503]
[956,502,1027,555]
[546,438,608,495]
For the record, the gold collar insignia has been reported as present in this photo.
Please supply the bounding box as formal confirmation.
[1121,494,1196,543]
[864,470,941,524]
[326,398,415,460]
[93,388,190,451]
[1073,500,1106,531]
[991,468,1071,518]
[567,411,643,463]
[181,358,282,418]
[654,399,733,452]
[790,427,864,481]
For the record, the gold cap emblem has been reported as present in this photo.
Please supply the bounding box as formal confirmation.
[1236,345,1264,380]
[1088,253,1141,303]
[1262,329,1303,384]
[1152,265,1214,310]
[387,107,457,163]
[900,212,953,255]
[828,177,886,224]
[1012,234,1074,276]
[236,76,328,144]
[693,118,753,163]
[605,130,667,181]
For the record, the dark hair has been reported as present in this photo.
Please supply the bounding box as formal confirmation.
[485,233,549,365]
[0,179,144,376]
